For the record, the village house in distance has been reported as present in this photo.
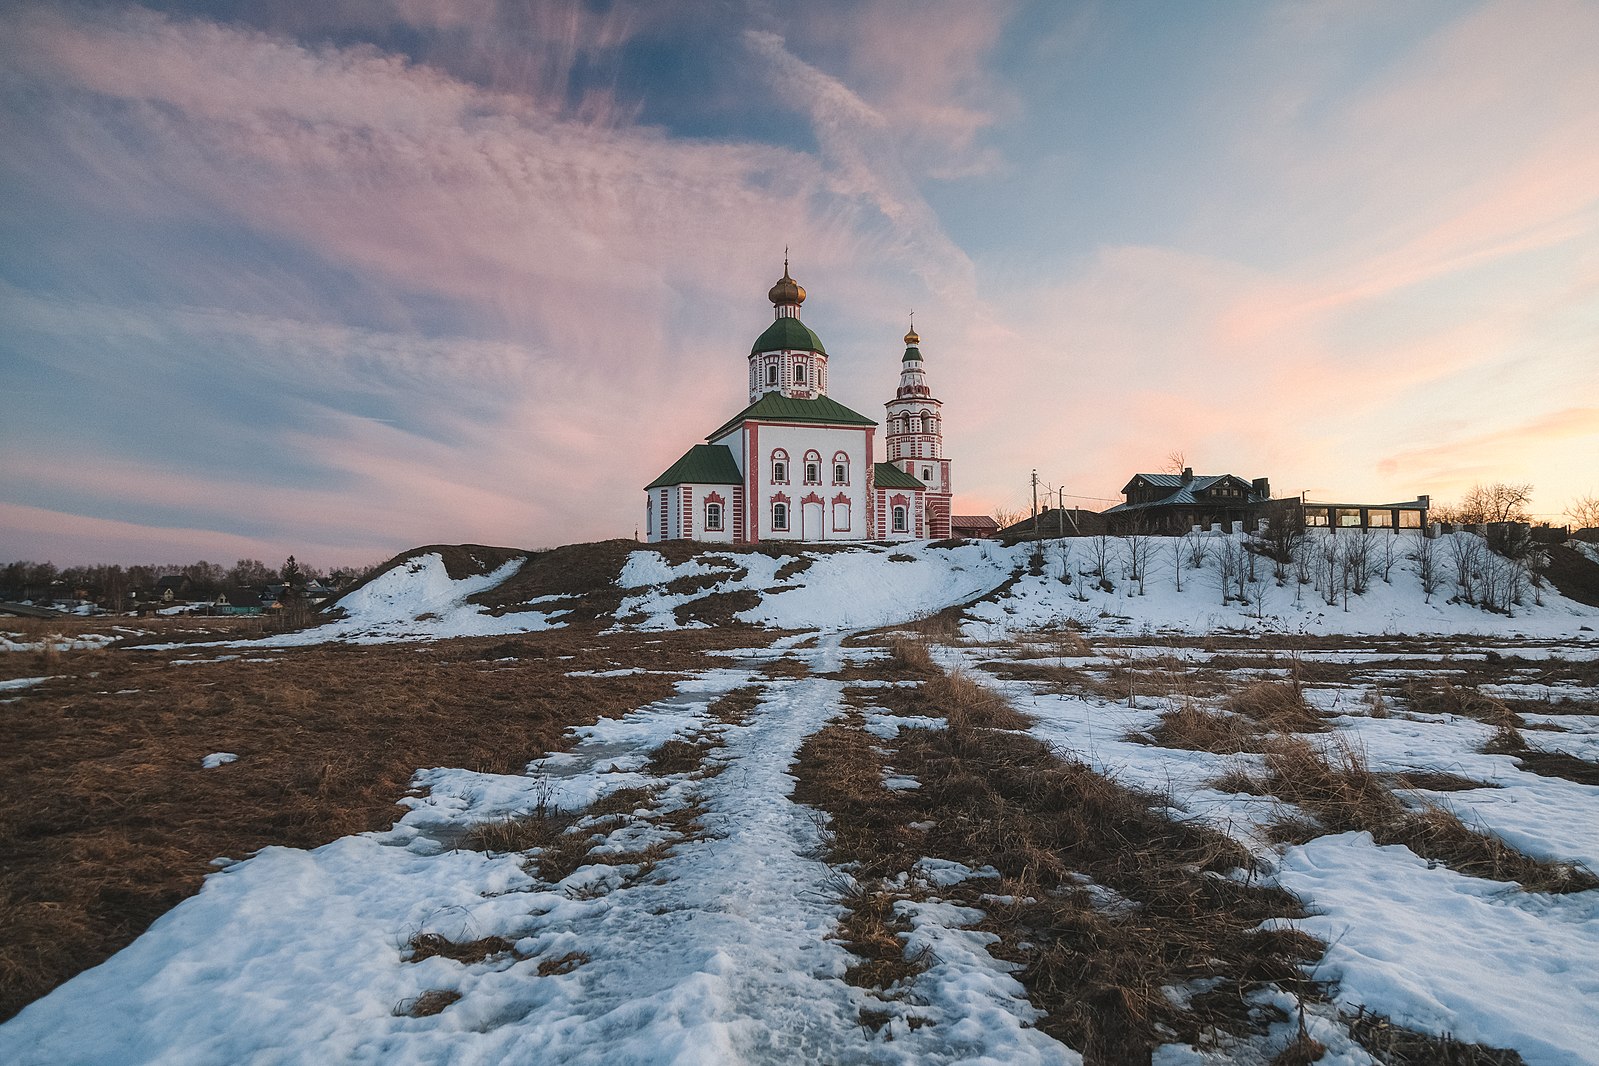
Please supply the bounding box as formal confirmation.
[645,263,954,542]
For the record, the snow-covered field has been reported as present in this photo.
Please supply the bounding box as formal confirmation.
[4,532,1596,1064]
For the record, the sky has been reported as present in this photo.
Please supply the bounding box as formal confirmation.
[1,0,1596,567]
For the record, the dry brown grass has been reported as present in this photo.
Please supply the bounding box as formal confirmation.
[1146,702,1259,754]
[827,637,944,683]
[1392,771,1499,793]
[1484,726,1599,786]
[536,950,590,977]
[976,659,1090,693]
[0,625,760,1022]
[1263,737,1596,893]
[1345,1006,1527,1065]
[407,933,517,965]
[923,669,1033,732]
[706,688,760,725]
[395,989,461,1017]
[1228,681,1324,734]
[790,711,934,990]
[1402,678,1519,727]
[646,737,713,776]
[798,646,1316,1064]
[1269,1032,1327,1066]
[884,636,935,674]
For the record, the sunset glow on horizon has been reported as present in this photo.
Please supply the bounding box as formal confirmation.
[2,0,1596,566]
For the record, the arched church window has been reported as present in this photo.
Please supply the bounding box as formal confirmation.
[767,364,778,386]
[832,452,849,485]
[892,506,908,533]
[771,449,789,484]
[795,363,806,384]
[803,450,821,485]
[772,502,789,531]
[922,467,932,481]
[705,502,723,531]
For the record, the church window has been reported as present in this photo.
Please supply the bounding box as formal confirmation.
[922,467,932,481]
[772,502,789,531]
[767,364,778,385]
[795,363,806,384]
[892,506,908,533]
[705,502,723,531]
[771,449,789,484]
[832,454,848,485]
[646,498,653,535]
[803,451,821,485]
[832,499,850,531]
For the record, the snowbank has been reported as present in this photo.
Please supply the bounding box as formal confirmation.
[1277,832,1599,1066]
[623,531,1598,638]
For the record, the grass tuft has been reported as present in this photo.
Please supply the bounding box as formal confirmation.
[395,989,461,1017]
[407,933,516,965]
[536,950,590,977]
[1228,682,1324,734]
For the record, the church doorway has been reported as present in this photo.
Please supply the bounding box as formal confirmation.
[802,500,824,540]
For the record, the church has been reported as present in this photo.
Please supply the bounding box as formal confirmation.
[645,263,953,543]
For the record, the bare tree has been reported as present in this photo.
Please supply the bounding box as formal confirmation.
[1446,532,1485,604]
[1409,532,1441,603]
[1376,534,1399,583]
[1164,450,1188,475]
[1088,535,1112,579]
[1452,482,1535,524]
[1337,534,1374,609]
[1567,493,1599,531]
[1124,533,1155,595]
[1251,508,1304,583]
[1215,538,1244,604]
[1051,539,1074,585]
[992,506,1024,532]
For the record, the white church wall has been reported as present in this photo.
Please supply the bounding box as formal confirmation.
[750,423,870,542]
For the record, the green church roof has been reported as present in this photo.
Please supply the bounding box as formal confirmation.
[874,462,926,490]
[646,444,743,489]
[707,392,876,442]
[902,344,922,362]
[750,316,827,356]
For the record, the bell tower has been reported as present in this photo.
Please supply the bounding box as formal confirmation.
[884,319,951,538]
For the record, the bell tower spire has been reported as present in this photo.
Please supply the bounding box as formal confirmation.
[883,319,951,538]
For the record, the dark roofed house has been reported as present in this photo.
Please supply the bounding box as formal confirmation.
[1101,468,1273,534]
[996,508,1109,539]
[950,515,1000,539]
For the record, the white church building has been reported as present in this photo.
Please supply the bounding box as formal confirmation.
[645,264,954,543]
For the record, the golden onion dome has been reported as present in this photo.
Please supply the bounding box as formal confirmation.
[768,267,805,307]
[903,327,920,346]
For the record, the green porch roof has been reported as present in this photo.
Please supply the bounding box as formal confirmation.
[873,462,926,490]
[750,316,827,356]
[708,392,876,442]
[646,444,743,489]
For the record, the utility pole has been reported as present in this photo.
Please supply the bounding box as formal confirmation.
[1031,469,1039,530]
[1058,487,1065,538]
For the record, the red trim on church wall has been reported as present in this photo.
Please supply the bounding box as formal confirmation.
[746,424,760,543]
